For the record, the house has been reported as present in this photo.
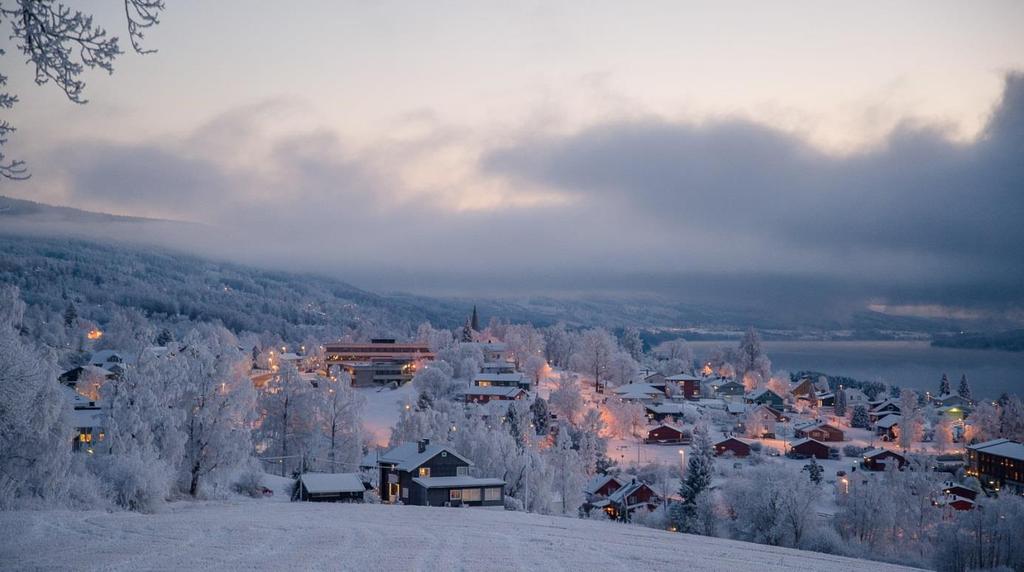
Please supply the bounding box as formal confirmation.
[843,388,870,406]
[480,361,516,374]
[862,448,907,471]
[714,437,751,457]
[666,373,702,400]
[789,378,819,400]
[936,405,966,421]
[614,383,665,402]
[715,380,745,398]
[477,341,510,363]
[472,372,527,389]
[643,372,667,385]
[935,494,975,511]
[463,386,527,404]
[744,405,783,438]
[644,402,697,422]
[725,402,747,416]
[295,473,367,502]
[89,349,127,371]
[934,394,972,408]
[59,365,115,400]
[645,424,691,445]
[967,438,1024,492]
[324,339,434,387]
[376,439,505,507]
[604,478,660,520]
[869,399,901,422]
[745,388,784,409]
[789,438,832,460]
[874,414,902,440]
[584,473,627,502]
[815,391,836,408]
[794,422,844,442]
[941,481,979,502]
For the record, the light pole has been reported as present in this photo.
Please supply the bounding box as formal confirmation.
[678,449,686,472]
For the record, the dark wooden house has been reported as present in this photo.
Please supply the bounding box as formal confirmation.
[603,478,660,521]
[714,437,751,458]
[745,388,785,410]
[584,474,626,502]
[645,423,690,445]
[789,438,832,460]
[862,448,908,471]
[715,380,746,398]
[666,373,702,400]
[376,439,505,506]
[794,422,844,442]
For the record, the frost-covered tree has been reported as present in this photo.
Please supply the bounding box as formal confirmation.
[604,398,646,439]
[0,307,72,507]
[654,339,693,365]
[957,374,972,401]
[523,354,546,387]
[621,327,644,361]
[548,373,584,425]
[546,428,586,514]
[255,362,316,476]
[412,364,458,402]
[735,328,772,388]
[570,409,608,475]
[851,405,869,429]
[504,324,545,370]
[316,371,365,472]
[572,328,617,390]
[938,373,951,396]
[934,417,953,452]
[178,328,256,495]
[899,389,923,452]
[607,350,639,387]
[720,465,820,548]
[999,395,1024,441]
[966,401,1001,442]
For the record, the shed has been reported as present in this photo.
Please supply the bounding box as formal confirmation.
[296,473,367,502]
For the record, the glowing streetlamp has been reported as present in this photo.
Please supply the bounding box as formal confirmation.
[678,449,686,471]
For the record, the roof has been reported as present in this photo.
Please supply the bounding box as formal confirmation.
[613,383,662,395]
[89,350,127,365]
[747,388,780,400]
[725,402,746,414]
[665,373,700,382]
[378,442,474,471]
[863,448,904,459]
[969,438,1024,461]
[648,423,685,434]
[875,415,902,428]
[645,402,697,415]
[472,373,525,383]
[299,473,365,494]
[607,479,654,505]
[716,437,752,447]
[412,476,505,488]
[871,399,901,412]
[584,474,626,495]
[463,386,526,398]
[791,437,829,449]
[71,408,105,429]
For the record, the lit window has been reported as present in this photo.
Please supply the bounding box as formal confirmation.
[463,488,481,502]
[418,467,430,477]
[449,489,462,501]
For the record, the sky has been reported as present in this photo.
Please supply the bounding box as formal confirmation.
[2,1,1023,324]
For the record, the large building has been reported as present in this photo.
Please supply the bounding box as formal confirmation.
[324,339,434,387]
[967,438,1024,492]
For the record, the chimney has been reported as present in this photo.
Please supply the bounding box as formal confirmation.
[418,439,430,453]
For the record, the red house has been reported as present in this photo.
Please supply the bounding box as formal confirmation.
[645,424,691,445]
[789,438,832,460]
[714,437,751,458]
[605,478,660,520]
[794,423,845,442]
[584,474,626,501]
[862,448,908,471]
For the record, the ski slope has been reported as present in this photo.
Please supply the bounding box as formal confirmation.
[3,500,917,571]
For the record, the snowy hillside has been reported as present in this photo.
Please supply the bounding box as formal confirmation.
[3,500,917,571]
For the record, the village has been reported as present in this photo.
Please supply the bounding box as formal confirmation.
[56,306,1023,547]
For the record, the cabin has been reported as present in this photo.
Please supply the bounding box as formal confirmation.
[472,372,528,389]
[376,440,505,507]
[715,380,745,398]
[604,478,660,520]
[714,437,751,458]
[645,424,691,445]
[462,386,527,404]
[794,422,844,442]
[745,388,785,410]
[295,473,367,502]
[789,438,832,460]
[666,373,701,400]
[862,448,907,471]
[874,414,901,440]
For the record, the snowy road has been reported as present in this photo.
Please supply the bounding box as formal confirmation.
[2,500,919,571]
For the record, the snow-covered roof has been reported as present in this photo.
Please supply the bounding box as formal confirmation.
[747,388,780,400]
[665,373,701,382]
[863,448,903,459]
[473,373,525,383]
[299,473,365,494]
[379,442,474,471]
[874,415,902,428]
[584,474,626,495]
[89,350,128,365]
[871,399,901,412]
[790,437,828,449]
[648,423,686,434]
[463,386,526,398]
[606,479,654,505]
[969,438,1024,461]
[412,476,505,488]
[613,383,662,396]
[726,402,746,414]
[645,402,697,415]
[71,408,105,429]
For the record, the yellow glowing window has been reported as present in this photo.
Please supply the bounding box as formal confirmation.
[418,467,430,477]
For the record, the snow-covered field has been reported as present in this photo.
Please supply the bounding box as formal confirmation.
[2,500,918,571]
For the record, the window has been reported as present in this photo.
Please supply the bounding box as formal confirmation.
[401,487,408,499]
[449,489,462,501]
[456,466,468,476]
[484,488,502,501]
[462,488,481,502]
[418,467,430,477]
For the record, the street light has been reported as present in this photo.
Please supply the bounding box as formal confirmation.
[678,449,686,471]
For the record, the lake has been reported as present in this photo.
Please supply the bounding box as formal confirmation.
[686,340,1024,399]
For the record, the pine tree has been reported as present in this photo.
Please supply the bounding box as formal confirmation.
[834,388,848,417]
[958,374,973,402]
[803,458,823,484]
[156,328,173,347]
[851,405,869,428]
[63,302,77,328]
[460,320,474,343]
[671,423,715,533]
[529,397,550,435]
[470,305,480,332]
[939,373,951,396]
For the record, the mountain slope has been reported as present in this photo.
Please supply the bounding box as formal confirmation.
[2,500,916,571]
